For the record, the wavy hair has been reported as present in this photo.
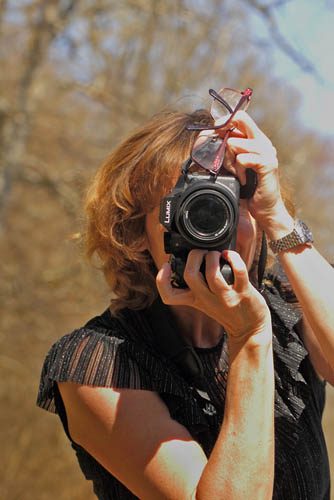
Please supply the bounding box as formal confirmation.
[85,109,295,315]
[85,109,212,315]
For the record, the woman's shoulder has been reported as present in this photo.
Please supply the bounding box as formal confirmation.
[36,309,124,411]
[36,306,192,414]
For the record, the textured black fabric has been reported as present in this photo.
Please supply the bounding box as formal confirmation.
[37,266,331,500]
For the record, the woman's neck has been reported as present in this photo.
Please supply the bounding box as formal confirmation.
[169,305,224,348]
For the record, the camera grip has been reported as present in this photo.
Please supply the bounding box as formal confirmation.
[239,168,257,199]
[170,254,234,288]
[220,258,234,285]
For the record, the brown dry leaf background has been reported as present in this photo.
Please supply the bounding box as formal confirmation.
[0,1,333,498]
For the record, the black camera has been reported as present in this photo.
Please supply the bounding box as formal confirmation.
[159,156,257,288]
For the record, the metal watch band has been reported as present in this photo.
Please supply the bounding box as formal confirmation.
[269,219,314,254]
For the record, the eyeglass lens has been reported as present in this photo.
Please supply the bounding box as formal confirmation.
[211,88,249,122]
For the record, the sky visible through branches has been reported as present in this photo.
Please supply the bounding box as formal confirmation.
[246,0,334,136]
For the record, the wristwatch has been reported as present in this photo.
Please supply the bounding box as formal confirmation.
[269,219,314,254]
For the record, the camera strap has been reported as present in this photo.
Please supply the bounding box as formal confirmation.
[257,231,268,293]
[146,298,207,391]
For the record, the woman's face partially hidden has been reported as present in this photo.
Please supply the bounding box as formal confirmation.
[145,198,258,275]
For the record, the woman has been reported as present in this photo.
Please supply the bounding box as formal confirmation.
[37,89,333,499]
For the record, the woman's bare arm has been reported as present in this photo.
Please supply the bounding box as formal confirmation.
[225,110,334,383]
[58,248,275,500]
[59,329,274,500]
[259,207,334,383]
[58,383,207,500]
[272,239,334,384]
[196,333,274,500]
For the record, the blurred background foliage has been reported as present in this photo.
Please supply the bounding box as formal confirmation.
[0,0,333,498]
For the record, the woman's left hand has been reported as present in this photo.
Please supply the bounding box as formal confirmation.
[218,111,294,237]
[215,112,334,381]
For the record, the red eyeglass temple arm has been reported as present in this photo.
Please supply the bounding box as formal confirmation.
[186,88,253,131]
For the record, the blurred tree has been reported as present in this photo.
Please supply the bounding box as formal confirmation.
[1,0,331,227]
[0,1,333,499]
[0,0,80,225]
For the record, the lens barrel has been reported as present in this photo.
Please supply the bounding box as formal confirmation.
[175,186,238,247]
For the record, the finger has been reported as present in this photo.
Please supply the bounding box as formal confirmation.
[227,137,272,155]
[222,145,237,176]
[224,138,253,185]
[222,250,250,293]
[215,118,246,142]
[204,251,231,293]
[235,164,247,186]
[228,137,278,171]
[235,152,278,172]
[216,124,246,141]
[229,110,268,140]
[227,127,247,139]
[156,262,193,306]
[183,249,209,291]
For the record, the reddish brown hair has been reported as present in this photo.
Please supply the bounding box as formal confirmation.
[85,109,295,314]
[85,109,212,314]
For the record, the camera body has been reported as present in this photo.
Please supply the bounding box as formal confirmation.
[160,160,241,287]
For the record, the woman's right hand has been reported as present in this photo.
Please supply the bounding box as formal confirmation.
[156,249,271,344]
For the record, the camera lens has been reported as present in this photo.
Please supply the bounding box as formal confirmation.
[178,189,236,245]
[187,195,227,233]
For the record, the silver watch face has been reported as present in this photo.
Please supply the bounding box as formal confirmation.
[295,219,314,244]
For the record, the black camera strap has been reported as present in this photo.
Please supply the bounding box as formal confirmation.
[146,298,207,391]
[257,231,268,293]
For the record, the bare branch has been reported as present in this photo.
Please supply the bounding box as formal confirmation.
[242,0,321,78]
[17,158,81,218]
[0,0,80,227]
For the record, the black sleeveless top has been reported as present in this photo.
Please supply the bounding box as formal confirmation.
[37,267,331,499]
